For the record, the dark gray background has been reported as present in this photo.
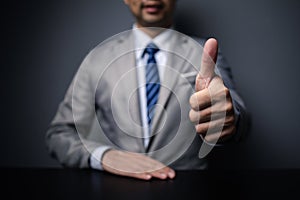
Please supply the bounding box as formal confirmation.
[2,0,300,169]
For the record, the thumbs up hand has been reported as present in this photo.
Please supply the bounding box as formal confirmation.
[189,38,236,143]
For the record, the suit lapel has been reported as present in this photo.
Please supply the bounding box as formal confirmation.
[150,32,193,136]
[112,31,146,152]
[147,32,203,153]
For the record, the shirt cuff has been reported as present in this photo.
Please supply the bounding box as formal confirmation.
[89,146,112,170]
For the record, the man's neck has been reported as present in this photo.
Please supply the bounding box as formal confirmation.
[136,23,172,38]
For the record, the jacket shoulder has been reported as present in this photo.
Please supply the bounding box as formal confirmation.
[188,35,208,47]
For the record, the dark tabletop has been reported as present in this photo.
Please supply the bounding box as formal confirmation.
[1,168,299,200]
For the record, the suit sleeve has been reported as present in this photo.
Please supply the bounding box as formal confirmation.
[215,46,250,142]
[45,52,112,168]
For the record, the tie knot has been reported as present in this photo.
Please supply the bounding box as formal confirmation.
[142,43,159,58]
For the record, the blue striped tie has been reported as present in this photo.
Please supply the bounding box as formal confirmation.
[142,42,160,130]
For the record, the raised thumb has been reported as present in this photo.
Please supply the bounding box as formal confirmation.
[195,38,218,91]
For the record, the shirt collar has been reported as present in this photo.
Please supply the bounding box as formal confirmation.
[133,24,173,59]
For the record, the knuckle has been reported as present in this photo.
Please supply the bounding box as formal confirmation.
[195,124,205,134]
[226,101,233,112]
[190,92,203,110]
[189,94,197,109]
[224,87,230,96]
[189,95,193,106]
[189,109,194,121]
[227,115,235,124]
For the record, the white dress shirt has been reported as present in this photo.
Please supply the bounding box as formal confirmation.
[90,25,173,170]
[133,25,172,147]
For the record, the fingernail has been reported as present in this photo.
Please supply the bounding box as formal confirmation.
[168,171,175,178]
[146,174,152,179]
[160,173,167,178]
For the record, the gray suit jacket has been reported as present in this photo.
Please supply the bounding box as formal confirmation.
[45,29,248,170]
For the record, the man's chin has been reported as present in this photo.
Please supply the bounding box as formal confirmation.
[139,18,170,28]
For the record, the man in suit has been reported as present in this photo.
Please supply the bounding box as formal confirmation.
[46,0,248,180]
